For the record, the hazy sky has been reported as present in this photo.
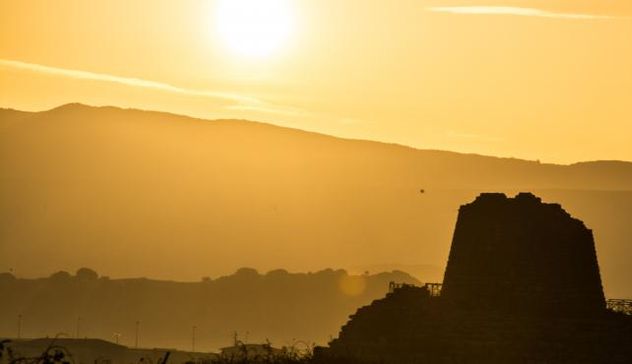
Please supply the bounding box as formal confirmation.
[1,0,631,163]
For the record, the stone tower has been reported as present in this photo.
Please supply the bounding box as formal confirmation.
[319,193,632,363]
[441,192,605,316]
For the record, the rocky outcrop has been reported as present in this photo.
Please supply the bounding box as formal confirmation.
[318,193,632,363]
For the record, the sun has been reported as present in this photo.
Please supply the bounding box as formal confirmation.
[214,0,295,59]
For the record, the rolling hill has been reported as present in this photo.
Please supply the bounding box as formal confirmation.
[0,268,419,351]
[1,103,631,298]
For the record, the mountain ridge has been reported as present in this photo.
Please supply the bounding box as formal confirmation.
[4,102,631,168]
[1,103,631,297]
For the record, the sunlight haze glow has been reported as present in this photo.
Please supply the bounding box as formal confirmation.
[1,0,632,163]
[214,0,296,58]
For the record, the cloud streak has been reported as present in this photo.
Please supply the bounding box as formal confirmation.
[0,58,349,126]
[427,6,625,20]
[0,58,339,121]
[0,58,266,108]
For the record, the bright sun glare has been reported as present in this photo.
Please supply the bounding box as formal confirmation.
[215,0,295,59]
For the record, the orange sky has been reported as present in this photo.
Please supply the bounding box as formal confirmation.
[1,0,631,163]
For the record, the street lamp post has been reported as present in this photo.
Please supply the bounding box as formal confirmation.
[192,325,196,352]
[76,317,81,338]
[17,314,22,339]
[135,321,140,349]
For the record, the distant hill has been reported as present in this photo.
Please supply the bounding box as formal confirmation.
[0,268,419,351]
[1,337,216,364]
[1,103,631,297]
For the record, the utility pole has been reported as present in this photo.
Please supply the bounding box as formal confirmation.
[76,317,81,338]
[17,314,22,339]
[135,321,140,349]
[192,325,196,352]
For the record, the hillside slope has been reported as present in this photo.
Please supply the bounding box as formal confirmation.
[1,104,631,297]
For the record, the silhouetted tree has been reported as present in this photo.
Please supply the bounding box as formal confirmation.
[234,267,259,278]
[49,271,72,282]
[0,272,15,282]
[75,267,98,281]
[266,269,289,278]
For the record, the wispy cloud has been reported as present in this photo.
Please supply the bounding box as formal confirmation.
[446,130,502,143]
[224,104,309,118]
[427,6,625,20]
[0,59,367,128]
[0,58,311,117]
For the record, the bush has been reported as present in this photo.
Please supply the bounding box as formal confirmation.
[75,268,98,281]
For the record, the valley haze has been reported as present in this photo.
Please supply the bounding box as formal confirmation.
[1,104,631,300]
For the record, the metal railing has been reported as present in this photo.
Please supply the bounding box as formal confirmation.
[388,282,630,315]
[425,283,442,297]
[388,281,416,293]
[388,281,442,297]
[606,299,632,315]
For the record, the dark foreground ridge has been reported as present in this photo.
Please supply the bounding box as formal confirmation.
[317,193,632,363]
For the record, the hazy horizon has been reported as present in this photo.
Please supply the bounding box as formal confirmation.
[2,104,632,298]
